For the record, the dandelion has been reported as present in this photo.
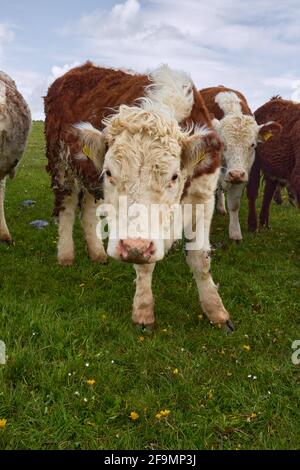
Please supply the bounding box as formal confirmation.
[160,409,170,417]
[0,419,7,429]
[208,390,213,400]
[130,411,139,421]
[242,344,251,352]
[87,379,96,385]
[227,372,232,377]
[155,413,162,420]
[173,368,179,375]
[138,336,145,343]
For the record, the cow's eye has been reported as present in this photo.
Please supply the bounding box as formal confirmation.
[171,173,178,182]
[251,143,256,148]
[105,169,112,177]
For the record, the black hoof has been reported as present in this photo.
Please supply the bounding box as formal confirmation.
[224,319,235,334]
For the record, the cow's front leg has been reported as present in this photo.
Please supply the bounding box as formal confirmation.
[227,183,245,242]
[0,178,12,243]
[132,263,155,327]
[185,197,233,331]
[81,191,108,263]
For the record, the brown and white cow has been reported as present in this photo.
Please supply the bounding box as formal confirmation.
[200,86,281,241]
[0,72,31,243]
[45,62,233,331]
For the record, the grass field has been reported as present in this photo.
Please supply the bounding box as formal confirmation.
[0,121,299,450]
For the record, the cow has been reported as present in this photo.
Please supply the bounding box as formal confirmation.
[45,62,234,331]
[248,97,299,231]
[0,72,31,243]
[200,86,281,241]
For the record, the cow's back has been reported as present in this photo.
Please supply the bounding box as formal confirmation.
[200,86,252,119]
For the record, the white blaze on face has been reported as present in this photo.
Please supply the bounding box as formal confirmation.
[214,92,259,185]
[102,106,186,262]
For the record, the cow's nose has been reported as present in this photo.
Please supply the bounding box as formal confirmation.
[227,170,247,184]
[119,238,155,263]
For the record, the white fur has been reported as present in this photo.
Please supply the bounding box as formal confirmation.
[144,64,194,122]
[215,91,242,115]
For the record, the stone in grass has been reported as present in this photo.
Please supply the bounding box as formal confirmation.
[30,220,49,229]
[22,200,36,207]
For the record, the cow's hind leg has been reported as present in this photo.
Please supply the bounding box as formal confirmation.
[0,178,12,243]
[81,191,107,263]
[260,178,277,228]
[185,197,233,331]
[57,187,78,266]
[132,263,155,327]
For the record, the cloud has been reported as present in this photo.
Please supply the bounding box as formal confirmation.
[3,0,300,118]
[10,62,80,120]
[0,23,15,65]
[58,0,300,112]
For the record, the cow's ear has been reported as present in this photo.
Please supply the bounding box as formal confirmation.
[73,122,107,171]
[181,126,223,173]
[258,121,282,143]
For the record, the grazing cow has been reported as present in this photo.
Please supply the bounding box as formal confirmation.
[45,62,233,331]
[0,72,31,243]
[200,86,281,241]
[248,97,299,231]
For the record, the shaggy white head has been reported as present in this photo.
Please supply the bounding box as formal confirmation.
[75,105,220,264]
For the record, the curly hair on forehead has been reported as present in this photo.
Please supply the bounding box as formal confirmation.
[102,104,188,143]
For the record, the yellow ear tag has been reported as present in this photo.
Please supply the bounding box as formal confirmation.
[197,150,206,164]
[263,131,273,142]
[83,144,93,160]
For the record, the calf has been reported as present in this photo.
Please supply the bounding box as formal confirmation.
[200,86,280,241]
[0,72,31,243]
[45,62,233,330]
[248,97,299,231]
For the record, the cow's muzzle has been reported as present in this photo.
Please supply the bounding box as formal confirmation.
[119,238,156,264]
[225,170,247,184]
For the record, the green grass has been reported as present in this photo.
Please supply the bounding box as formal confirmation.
[0,122,300,450]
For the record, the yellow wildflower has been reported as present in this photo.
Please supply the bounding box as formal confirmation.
[0,419,7,429]
[138,336,145,343]
[208,390,213,400]
[173,368,179,375]
[242,344,251,352]
[155,413,162,420]
[87,379,96,386]
[130,411,139,421]
[160,409,170,417]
